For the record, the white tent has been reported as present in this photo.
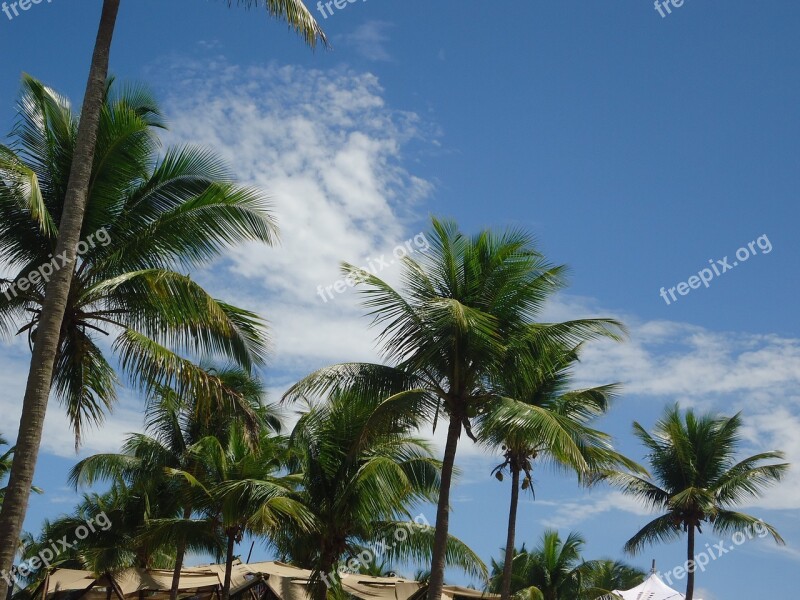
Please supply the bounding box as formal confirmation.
[606,573,704,600]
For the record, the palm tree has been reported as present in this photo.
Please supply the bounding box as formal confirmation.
[273,390,486,600]
[40,487,178,573]
[579,560,644,600]
[489,531,592,600]
[283,218,625,600]
[0,2,123,588]
[70,369,272,600]
[478,344,642,600]
[608,405,788,600]
[202,427,312,600]
[9,485,178,600]
[0,1,326,587]
[1,77,277,443]
[0,77,276,577]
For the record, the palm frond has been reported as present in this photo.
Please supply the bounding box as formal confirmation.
[623,515,682,556]
[226,0,329,48]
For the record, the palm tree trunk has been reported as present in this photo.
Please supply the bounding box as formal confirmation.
[0,2,121,593]
[500,465,521,600]
[426,414,462,600]
[222,530,236,600]
[314,557,337,600]
[685,525,696,600]
[169,505,194,600]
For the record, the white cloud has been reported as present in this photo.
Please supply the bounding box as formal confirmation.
[695,588,717,600]
[558,299,800,512]
[536,491,657,530]
[160,59,435,374]
[342,21,394,61]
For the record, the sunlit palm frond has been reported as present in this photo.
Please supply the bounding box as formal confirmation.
[226,0,328,48]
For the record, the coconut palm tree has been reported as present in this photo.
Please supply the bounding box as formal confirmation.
[70,385,301,600]
[1,77,277,443]
[272,390,486,600]
[0,1,326,586]
[0,1,122,586]
[478,343,642,600]
[489,531,593,600]
[70,368,271,600]
[11,485,177,600]
[608,405,788,600]
[579,560,645,600]
[0,78,275,575]
[283,218,625,600]
[202,427,312,600]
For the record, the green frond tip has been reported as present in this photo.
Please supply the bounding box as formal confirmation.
[226,0,329,49]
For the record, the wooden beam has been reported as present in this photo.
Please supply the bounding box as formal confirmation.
[109,575,127,600]
[74,577,100,600]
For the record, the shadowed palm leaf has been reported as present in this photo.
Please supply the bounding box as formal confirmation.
[274,390,485,600]
[0,78,275,445]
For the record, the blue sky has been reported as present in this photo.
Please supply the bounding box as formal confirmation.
[1,1,800,599]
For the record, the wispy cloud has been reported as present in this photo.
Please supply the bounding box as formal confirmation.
[158,58,436,378]
[342,21,394,61]
[536,491,657,529]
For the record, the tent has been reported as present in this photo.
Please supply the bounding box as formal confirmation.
[37,567,226,600]
[36,562,428,600]
[405,584,498,600]
[605,573,704,600]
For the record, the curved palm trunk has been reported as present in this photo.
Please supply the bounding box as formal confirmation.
[0,2,121,593]
[685,525,696,600]
[500,466,521,600]
[222,528,237,600]
[169,505,194,600]
[426,414,462,600]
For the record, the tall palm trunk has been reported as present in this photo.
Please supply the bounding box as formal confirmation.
[427,414,462,600]
[222,528,237,600]
[685,525,696,600]
[500,464,521,600]
[169,505,194,600]
[0,2,121,592]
